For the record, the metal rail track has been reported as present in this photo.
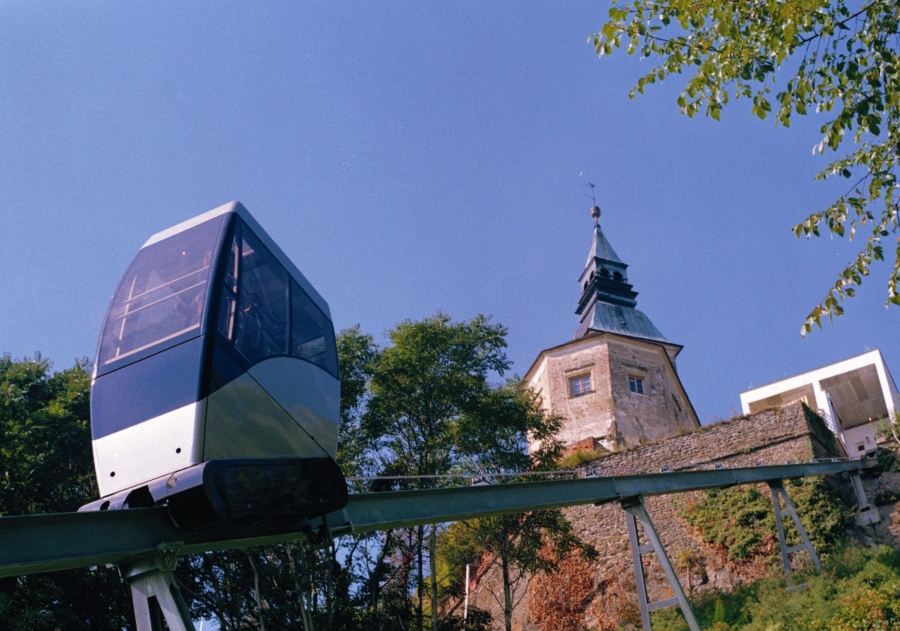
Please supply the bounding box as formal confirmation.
[0,458,874,579]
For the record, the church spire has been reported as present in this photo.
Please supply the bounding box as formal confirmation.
[577,205,637,313]
[575,205,667,342]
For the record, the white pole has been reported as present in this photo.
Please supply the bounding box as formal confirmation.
[464,563,470,622]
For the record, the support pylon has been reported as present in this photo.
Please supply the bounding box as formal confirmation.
[621,496,700,631]
[120,548,195,631]
[768,480,822,588]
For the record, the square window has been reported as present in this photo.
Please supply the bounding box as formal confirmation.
[629,377,644,394]
[570,374,592,396]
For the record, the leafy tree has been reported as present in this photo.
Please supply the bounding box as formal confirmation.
[0,354,134,630]
[363,313,510,631]
[442,382,597,631]
[593,0,900,333]
[336,324,380,488]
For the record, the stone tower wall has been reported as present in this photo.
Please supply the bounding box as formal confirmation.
[527,335,696,451]
[467,403,835,631]
[606,340,696,446]
[529,339,615,449]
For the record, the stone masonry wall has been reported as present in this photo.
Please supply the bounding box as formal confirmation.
[468,403,834,631]
[606,340,696,446]
[527,336,696,453]
[529,339,616,450]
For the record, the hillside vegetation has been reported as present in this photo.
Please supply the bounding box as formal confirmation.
[650,545,900,631]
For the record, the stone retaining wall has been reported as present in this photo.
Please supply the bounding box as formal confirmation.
[467,403,833,631]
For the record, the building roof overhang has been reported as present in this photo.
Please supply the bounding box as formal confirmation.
[523,330,684,384]
[740,349,900,430]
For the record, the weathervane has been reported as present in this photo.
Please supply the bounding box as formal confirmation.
[582,180,601,225]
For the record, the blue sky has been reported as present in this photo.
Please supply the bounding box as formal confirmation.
[1,1,897,423]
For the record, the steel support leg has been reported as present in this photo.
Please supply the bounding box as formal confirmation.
[621,496,700,631]
[120,548,195,631]
[850,472,880,525]
[768,481,822,587]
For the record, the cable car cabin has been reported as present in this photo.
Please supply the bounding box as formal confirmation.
[80,202,347,528]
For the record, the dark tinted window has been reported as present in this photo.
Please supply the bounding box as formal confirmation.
[215,219,336,376]
[233,230,289,364]
[98,217,224,368]
[291,280,338,377]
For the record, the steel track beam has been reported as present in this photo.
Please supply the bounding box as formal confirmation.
[0,459,873,579]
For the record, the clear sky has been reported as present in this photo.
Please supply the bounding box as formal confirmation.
[1,2,897,424]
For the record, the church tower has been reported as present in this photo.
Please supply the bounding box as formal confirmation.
[525,205,699,452]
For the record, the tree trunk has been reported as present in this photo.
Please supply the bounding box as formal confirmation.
[430,526,439,631]
[327,541,336,631]
[417,524,425,631]
[287,545,314,631]
[246,551,266,631]
[501,521,513,631]
[371,530,394,631]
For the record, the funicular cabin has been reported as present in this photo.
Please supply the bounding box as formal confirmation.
[81,202,347,526]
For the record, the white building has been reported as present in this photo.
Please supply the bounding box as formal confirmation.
[740,350,899,457]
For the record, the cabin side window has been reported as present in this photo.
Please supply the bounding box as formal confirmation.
[235,230,290,364]
[97,216,224,369]
[291,280,338,377]
[215,219,338,377]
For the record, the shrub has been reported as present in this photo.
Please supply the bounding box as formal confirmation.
[874,489,900,506]
[681,478,852,565]
[647,546,900,631]
[558,448,606,470]
[861,447,897,480]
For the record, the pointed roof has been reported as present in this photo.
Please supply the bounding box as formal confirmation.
[575,205,669,345]
[584,221,623,268]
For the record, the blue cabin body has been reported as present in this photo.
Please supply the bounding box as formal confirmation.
[91,202,340,500]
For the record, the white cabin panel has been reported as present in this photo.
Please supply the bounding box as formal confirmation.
[93,402,201,496]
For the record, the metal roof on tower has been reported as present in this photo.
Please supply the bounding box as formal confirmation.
[575,205,668,344]
[585,220,624,267]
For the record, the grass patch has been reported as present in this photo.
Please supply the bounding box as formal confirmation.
[558,448,606,469]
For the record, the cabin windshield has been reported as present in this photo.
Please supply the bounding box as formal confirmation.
[98,216,224,369]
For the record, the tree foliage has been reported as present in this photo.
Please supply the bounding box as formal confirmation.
[593,0,900,333]
[363,312,510,482]
[440,382,596,631]
[0,354,134,630]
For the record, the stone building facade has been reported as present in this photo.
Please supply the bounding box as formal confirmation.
[467,403,842,631]
[526,334,696,450]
